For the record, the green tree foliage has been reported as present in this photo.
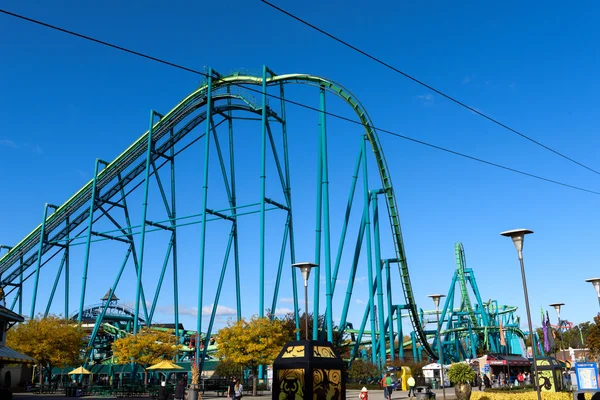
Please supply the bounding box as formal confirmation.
[586,315,600,360]
[214,359,243,379]
[447,363,475,384]
[277,312,351,358]
[216,316,288,396]
[347,359,382,382]
[7,315,87,385]
[111,328,179,365]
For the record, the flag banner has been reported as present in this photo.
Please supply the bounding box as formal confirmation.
[500,319,506,346]
[542,308,550,353]
[547,311,556,349]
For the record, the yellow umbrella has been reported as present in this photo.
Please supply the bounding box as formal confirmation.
[68,367,92,375]
[146,360,183,371]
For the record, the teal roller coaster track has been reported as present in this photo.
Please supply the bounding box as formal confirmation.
[0,67,526,371]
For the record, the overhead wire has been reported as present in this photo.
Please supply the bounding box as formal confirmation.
[1,8,598,196]
[260,0,600,177]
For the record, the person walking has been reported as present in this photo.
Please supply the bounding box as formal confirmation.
[158,381,169,400]
[228,377,238,400]
[385,373,393,400]
[174,380,185,400]
[407,376,416,397]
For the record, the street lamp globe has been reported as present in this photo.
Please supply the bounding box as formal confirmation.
[549,303,564,320]
[428,294,445,310]
[293,262,316,286]
[585,278,600,305]
[500,229,533,258]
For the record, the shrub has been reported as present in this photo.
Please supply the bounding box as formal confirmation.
[447,363,475,385]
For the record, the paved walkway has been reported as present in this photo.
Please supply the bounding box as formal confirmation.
[14,388,456,400]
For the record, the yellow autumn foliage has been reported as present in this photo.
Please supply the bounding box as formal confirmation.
[7,315,87,384]
[216,316,288,395]
[471,392,592,400]
[112,328,179,365]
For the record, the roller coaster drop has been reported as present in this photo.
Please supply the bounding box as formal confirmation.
[0,67,527,371]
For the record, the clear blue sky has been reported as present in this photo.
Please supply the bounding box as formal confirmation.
[1,0,599,339]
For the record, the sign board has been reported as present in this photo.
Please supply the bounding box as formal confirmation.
[575,362,599,390]
[483,364,490,373]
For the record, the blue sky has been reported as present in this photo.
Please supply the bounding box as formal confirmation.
[1,0,599,341]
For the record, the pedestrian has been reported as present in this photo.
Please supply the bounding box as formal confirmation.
[233,378,243,399]
[477,374,482,391]
[228,377,237,400]
[385,372,393,400]
[174,380,185,400]
[158,381,168,400]
[407,376,416,397]
[359,387,368,400]
[483,375,491,389]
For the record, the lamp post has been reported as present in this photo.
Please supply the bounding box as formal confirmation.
[585,278,600,307]
[293,262,317,341]
[428,293,446,400]
[549,303,567,364]
[500,229,541,400]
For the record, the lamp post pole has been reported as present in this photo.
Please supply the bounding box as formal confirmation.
[549,303,567,365]
[500,229,542,400]
[428,294,446,400]
[293,262,317,341]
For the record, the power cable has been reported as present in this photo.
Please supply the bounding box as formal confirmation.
[1,8,598,196]
[260,0,600,177]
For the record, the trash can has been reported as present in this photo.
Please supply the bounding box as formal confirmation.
[431,379,439,389]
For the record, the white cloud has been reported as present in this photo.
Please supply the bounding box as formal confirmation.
[355,276,367,283]
[274,307,294,316]
[202,304,236,317]
[0,140,43,154]
[356,299,367,305]
[280,298,295,304]
[0,139,16,148]
[417,94,433,101]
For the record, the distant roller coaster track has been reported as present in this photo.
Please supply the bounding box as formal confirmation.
[0,70,438,360]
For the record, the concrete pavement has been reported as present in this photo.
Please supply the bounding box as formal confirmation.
[14,388,457,400]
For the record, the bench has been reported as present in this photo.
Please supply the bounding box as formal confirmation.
[215,388,228,397]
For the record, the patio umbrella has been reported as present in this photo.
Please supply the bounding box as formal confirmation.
[68,366,93,385]
[68,367,92,375]
[146,360,183,371]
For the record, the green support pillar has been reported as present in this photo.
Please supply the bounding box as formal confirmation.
[279,82,300,339]
[319,87,334,343]
[361,137,377,365]
[396,306,404,360]
[386,260,394,361]
[134,111,161,334]
[79,159,103,324]
[371,191,387,365]
[197,68,213,362]
[31,203,57,319]
[170,128,180,358]
[313,112,323,341]
[259,65,268,319]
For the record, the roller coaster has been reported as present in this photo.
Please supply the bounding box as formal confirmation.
[0,67,527,372]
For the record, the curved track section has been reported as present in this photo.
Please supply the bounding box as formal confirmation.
[0,71,435,358]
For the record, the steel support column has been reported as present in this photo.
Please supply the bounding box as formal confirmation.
[134,110,162,334]
[197,68,214,362]
[319,87,334,342]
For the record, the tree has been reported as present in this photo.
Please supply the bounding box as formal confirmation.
[216,315,288,395]
[278,312,351,358]
[347,359,381,383]
[7,315,87,386]
[586,314,600,360]
[111,328,179,365]
[214,359,243,379]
